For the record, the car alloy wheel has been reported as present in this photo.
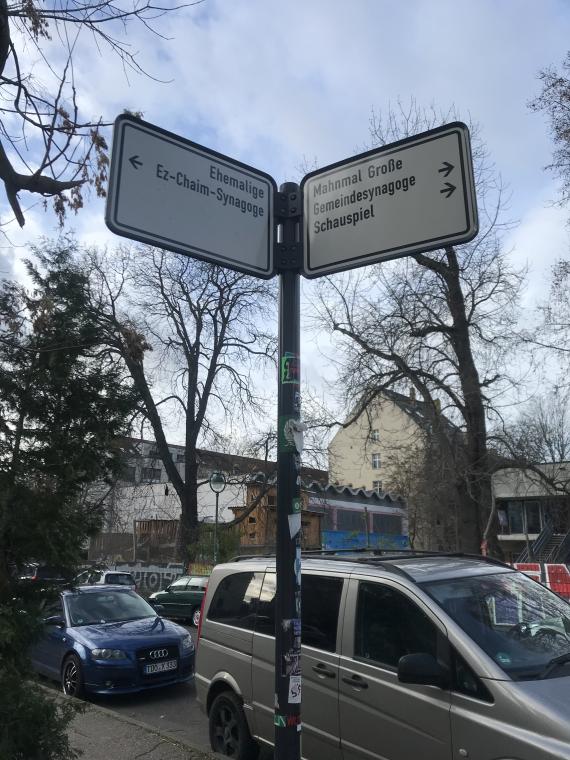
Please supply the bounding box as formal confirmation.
[61,654,84,698]
[209,691,259,760]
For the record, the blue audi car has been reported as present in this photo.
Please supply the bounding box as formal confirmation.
[30,586,195,696]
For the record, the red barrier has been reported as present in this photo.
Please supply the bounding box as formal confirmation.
[513,562,570,599]
[545,564,570,599]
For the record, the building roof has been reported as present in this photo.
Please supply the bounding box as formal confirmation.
[380,388,459,436]
[122,436,327,484]
[305,481,406,507]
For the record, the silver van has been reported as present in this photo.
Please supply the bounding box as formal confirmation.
[195,553,570,760]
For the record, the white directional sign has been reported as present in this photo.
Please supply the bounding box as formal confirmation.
[106,115,277,278]
[301,122,478,278]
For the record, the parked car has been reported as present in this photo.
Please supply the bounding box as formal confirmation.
[148,575,208,626]
[196,553,570,760]
[75,568,137,591]
[19,563,68,586]
[31,585,195,696]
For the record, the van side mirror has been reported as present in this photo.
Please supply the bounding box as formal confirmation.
[44,615,65,628]
[398,653,448,689]
[153,604,166,615]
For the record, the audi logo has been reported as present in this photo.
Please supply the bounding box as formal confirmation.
[149,649,168,660]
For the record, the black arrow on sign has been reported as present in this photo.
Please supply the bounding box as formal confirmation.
[438,161,454,178]
[440,182,456,199]
[129,155,143,170]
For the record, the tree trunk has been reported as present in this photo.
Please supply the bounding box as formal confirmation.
[443,247,497,554]
[178,456,199,562]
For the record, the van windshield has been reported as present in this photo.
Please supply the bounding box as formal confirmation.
[423,572,570,680]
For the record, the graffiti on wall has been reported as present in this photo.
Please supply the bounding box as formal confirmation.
[113,562,184,593]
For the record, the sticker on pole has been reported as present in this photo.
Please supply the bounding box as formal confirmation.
[301,122,478,278]
[106,115,276,279]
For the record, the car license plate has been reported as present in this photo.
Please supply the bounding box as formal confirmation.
[144,659,177,675]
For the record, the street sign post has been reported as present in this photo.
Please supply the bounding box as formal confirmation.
[106,115,479,760]
[106,114,276,278]
[301,121,478,278]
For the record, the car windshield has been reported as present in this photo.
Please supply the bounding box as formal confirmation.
[67,591,157,626]
[423,571,570,680]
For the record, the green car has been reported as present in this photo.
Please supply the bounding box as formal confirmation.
[149,575,208,626]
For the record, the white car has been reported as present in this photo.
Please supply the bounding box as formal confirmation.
[75,568,137,591]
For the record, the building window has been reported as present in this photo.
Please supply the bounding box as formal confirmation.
[176,453,185,463]
[121,465,136,483]
[371,429,380,442]
[505,500,542,534]
[372,480,382,493]
[337,509,367,532]
[248,516,257,524]
[148,448,160,458]
[372,453,381,469]
[267,493,276,507]
[141,467,162,483]
[372,513,402,535]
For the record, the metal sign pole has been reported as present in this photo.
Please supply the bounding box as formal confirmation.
[274,182,302,760]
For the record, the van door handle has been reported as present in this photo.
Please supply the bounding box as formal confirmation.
[342,674,369,690]
[312,663,336,679]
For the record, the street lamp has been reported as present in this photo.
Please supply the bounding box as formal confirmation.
[209,471,226,563]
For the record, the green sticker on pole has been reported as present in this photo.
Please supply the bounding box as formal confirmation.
[281,352,300,384]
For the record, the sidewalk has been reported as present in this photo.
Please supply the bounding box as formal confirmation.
[49,690,222,760]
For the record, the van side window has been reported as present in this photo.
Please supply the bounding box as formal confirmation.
[255,572,343,652]
[355,582,437,668]
[303,574,343,651]
[453,650,494,703]
[208,572,263,630]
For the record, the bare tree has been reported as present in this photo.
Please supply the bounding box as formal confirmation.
[530,51,570,208]
[85,244,276,561]
[312,104,526,554]
[0,0,198,228]
[490,389,570,495]
[506,389,570,464]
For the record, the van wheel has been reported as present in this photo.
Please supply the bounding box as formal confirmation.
[191,607,201,627]
[209,691,259,759]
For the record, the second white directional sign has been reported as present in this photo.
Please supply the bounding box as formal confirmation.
[301,122,478,278]
[106,115,276,278]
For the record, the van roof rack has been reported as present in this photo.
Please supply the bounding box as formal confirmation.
[231,548,510,570]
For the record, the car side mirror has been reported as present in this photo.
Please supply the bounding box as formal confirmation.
[153,604,166,615]
[44,615,65,628]
[398,653,448,689]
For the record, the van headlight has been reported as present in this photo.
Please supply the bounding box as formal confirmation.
[91,648,126,659]
[182,635,194,652]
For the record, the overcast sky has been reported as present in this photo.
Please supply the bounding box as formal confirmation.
[2,0,570,434]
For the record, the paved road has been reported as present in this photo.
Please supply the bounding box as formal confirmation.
[94,678,210,748]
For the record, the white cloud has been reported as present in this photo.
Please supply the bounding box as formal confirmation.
[506,195,570,308]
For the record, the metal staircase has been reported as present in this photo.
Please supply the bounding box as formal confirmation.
[516,522,570,563]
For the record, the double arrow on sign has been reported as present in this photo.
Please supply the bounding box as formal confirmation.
[438,161,455,198]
